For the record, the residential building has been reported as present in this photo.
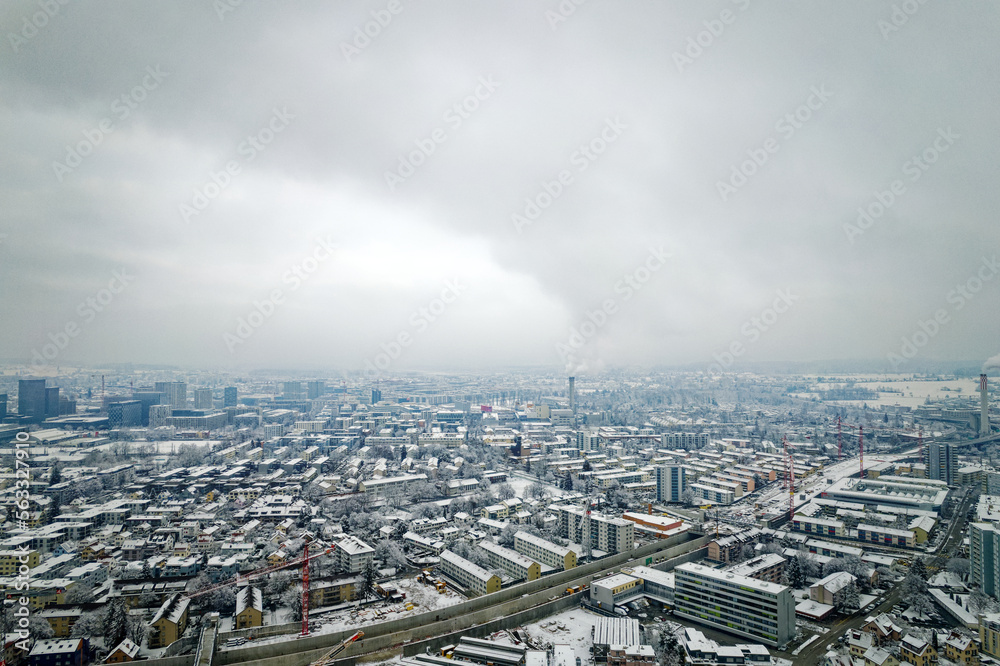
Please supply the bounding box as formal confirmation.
[673,562,795,647]
[27,638,86,666]
[809,571,856,606]
[438,550,500,596]
[655,465,686,503]
[478,540,540,581]
[925,442,958,485]
[149,593,190,649]
[235,586,263,629]
[334,535,375,574]
[513,531,577,570]
[557,506,634,555]
[899,635,935,666]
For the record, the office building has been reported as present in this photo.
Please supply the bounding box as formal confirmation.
[45,387,60,419]
[656,465,687,503]
[131,391,164,426]
[108,401,142,429]
[194,388,213,409]
[18,379,48,424]
[674,562,795,646]
[925,442,958,485]
[223,386,238,407]
[307,381,324,400]
[149,405,172,429]
[282,382,303,400]
[154,382,187,410]
[0,394,7,420]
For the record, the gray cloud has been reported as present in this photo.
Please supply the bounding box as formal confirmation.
[2,1,999,373]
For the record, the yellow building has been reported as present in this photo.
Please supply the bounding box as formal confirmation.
[899,635,936,666]
[235,587,263,629]
[0,549,39,576]
[149,594,190,649]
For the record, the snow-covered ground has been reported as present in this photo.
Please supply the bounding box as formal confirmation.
[519,606,605,665]
[221,576,468,651]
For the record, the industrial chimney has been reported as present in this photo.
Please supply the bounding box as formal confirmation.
[982,374,990,437]
[568,376,576,413]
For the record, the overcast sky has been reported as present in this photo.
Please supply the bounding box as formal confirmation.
[2,1,999,375]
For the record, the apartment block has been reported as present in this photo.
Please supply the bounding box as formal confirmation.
[478,540,540,581]
[673,562,795,647]
[513,531,577,570]
[439,550,500,596]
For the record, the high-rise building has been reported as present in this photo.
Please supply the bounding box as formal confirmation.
[307,381,324,400]
[283,382,303,399]
[149,404,172,429]
[371,388,382,404]
[132,391,164,427]
[44,387,60,419]
[223,387,238,407]
[154,382,187,410]
[18,379,47,424]
[194,388,213,409]
[557,506,634,555]
[674,562,795,646]
[656,465,687,503]
[0,394,7,420]
[108,401,143,428]
[926,442,957,485]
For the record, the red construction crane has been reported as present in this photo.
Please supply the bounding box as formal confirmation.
[184,539,336,637]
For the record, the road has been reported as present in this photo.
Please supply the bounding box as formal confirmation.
[787,486,977,664]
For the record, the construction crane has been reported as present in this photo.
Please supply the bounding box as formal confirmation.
[309,630,364,666]
[184,540,336,637]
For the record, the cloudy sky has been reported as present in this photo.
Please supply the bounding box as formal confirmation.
[2,1,999,375]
